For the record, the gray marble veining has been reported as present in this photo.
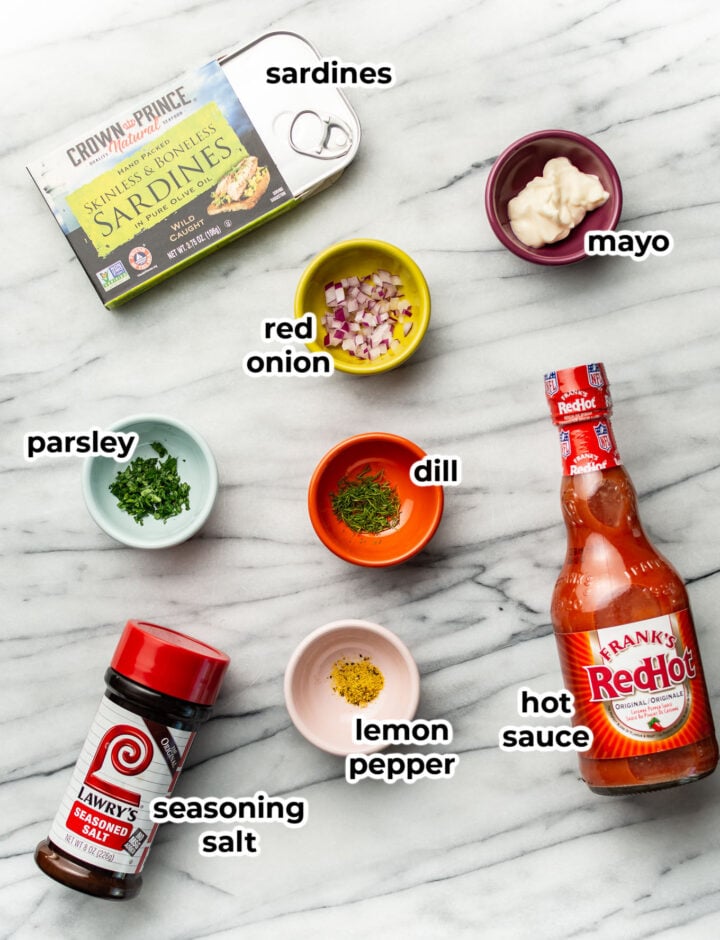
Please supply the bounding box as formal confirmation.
[2,1,720,937]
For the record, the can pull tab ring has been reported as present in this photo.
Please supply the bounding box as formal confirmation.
[289,110,353,160]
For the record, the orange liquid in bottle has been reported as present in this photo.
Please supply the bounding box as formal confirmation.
[546,364,717,794]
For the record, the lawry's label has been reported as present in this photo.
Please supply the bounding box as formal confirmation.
[48,697,193,875]
[555,611,714,759]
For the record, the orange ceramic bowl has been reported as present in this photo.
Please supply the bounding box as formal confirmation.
[308,433,444,567]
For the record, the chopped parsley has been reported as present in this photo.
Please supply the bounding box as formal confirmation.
[109,441,190,525]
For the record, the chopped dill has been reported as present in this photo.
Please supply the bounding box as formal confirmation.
[330,465,401,534]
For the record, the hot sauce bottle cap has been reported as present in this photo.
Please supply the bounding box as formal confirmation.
[110,620,230,706]
[544,362,612,425]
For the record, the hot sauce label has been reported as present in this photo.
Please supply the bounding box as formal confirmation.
[558,421,622,476]
[555,611,714,759]
[48,697,194,874]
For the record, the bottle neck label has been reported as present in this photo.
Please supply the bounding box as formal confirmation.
[555,610,715,757]
[558,418,622,476]
[48,696,194,875]
[545,363,612,424]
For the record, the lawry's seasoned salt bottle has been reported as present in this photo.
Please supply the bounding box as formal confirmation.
[544,363,717,794]
[35,620,230,899]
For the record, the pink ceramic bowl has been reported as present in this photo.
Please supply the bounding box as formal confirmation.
[485,129,622,265]
[284,619,420,756]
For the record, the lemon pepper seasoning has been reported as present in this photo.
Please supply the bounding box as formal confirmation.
[330,655,384,707]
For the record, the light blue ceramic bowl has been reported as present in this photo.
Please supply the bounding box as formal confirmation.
[82,414,218,549]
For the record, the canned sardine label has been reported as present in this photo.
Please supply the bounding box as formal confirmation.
[28,58,293,305]
[48,697,194,875]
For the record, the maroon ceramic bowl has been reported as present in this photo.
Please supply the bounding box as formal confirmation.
[485,130,622,265]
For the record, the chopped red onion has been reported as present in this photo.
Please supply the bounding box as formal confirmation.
[319,269,415,361]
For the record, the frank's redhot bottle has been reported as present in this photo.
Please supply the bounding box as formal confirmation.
[544,363,717,793]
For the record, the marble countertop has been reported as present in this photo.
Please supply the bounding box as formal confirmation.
[3,1,720,937]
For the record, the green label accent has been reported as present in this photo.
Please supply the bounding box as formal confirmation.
[66,102,247,257]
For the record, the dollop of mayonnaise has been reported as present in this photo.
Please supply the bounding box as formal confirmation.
[508,157,610,248]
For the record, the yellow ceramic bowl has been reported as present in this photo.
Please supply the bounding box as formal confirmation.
[294,239,430,375]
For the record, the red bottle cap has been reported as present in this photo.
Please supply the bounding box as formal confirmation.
[544,362,612,425]
[111,620,230,706]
